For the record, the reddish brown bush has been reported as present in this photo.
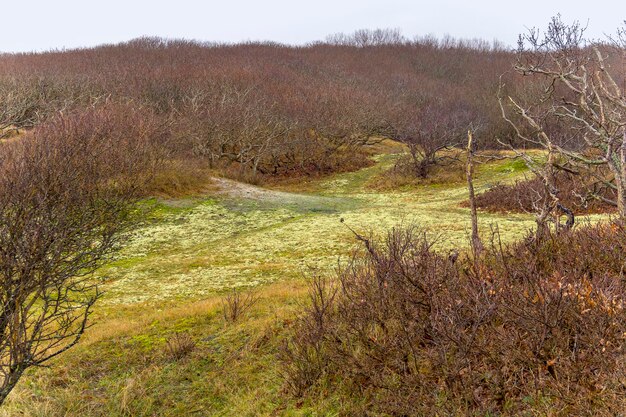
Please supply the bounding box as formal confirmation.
[281,225,626,415]
[468,173,616,215]
[0,105,160,404]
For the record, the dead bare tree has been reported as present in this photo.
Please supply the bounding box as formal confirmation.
[497,138,575,236]
[500,16,626,218]
[391,99,470,178]
[189,85,292,179]
[465,130,484,256]
[325,28,406,47]
[0,108,155,404]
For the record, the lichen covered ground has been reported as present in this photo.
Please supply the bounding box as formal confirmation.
[101,151,541,305]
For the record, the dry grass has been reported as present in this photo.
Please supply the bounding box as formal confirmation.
[146,159,217,198]
[221,288,260,323]
[0,126,22,143]
[0,281,313,416]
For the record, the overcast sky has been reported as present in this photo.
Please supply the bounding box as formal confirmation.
[2,0,624,53]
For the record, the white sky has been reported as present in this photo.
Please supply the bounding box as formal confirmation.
[2,0,624,53]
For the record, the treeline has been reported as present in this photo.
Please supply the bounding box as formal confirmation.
[0,30,521,183]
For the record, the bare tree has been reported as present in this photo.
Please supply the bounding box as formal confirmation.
[500,16,626,218]
[325,28,406,47]
[465,130,484,256]
[189,85,291,179]
[0,108,155,404]
[391,99,471,178]
[496,139,575,236]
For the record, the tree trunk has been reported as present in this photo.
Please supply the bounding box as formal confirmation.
[557,203,574,231]
[466,130,483,257]
[618,130,626,219]
[0,365,25,406]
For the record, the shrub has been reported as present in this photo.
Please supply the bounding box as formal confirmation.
[0,35,526,180]
[371,153,465,190]
[146,159,214,197]
[468,172,616,215]
[0,105,160,404]
[281,225,626,415]
[221,288,260,323]
[164,333,196,361]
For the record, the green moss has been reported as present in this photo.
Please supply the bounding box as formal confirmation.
[128,333,167,352]
[93,151,594,306]
[493,157,528,174]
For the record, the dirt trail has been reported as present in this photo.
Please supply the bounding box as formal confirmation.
[212,177,304,201]
[211,177,356,213]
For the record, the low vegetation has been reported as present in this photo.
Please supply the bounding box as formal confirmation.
[282,223,626,415]
[0,29,524,188]
[468,172,616,215]
[0,16,624,417]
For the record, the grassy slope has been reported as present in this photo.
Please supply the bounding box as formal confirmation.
[100,149,536,306]
[2,146,598,416]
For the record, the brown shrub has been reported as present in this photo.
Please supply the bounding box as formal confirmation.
[281,225,626,415]
[146,159,215,197]
[221,288,260,324]
[371,153,465,190]
[163,333,196,361]
[0,104,160,404]
[30,103,168,187]
[468,173,616,215]
[0,35,527,180]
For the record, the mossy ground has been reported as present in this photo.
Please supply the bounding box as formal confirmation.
[1,146,605,416]
[100,149,545,306]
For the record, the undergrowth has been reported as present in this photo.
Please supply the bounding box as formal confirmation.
[468,172,616,215]
[282,224,626,415]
